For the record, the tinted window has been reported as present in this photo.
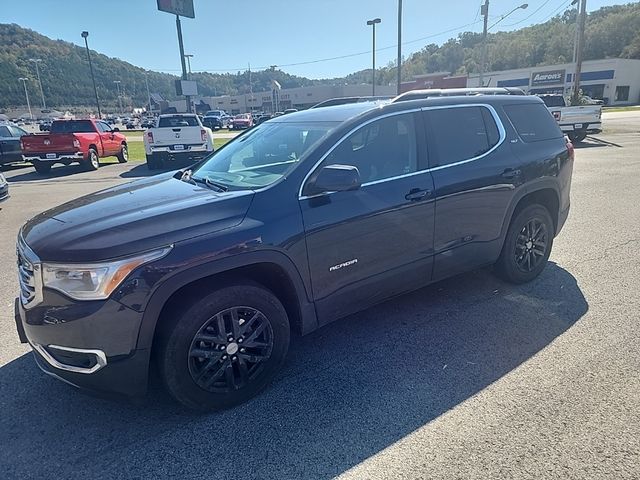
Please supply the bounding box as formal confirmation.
[158,116,199,127]
[504,103,563,143]
[427,106,498,167]
[0,126,11,137]
[50,120,95,133]
[10,126,27,137]
[322,113,418,183]
[539,96,566,107]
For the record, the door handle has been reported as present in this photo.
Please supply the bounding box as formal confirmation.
[501,168,522,179]
[405,188,431,201]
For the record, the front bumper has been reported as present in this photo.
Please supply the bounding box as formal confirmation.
[0,182,8,201]
[15,295,151,397]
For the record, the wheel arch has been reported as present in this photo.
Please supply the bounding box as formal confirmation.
[136,251,318,351]
[501,181,561,242]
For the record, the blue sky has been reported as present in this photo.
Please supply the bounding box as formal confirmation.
[3,0,626,78]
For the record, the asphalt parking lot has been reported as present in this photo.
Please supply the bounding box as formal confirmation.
[0,111,639,479]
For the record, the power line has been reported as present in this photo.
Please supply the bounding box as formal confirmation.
[149,19,483,74]
[502,0,572,28]
[501,0,554,28]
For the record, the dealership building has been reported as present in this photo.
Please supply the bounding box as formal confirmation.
[467,58,640,105]
[167,84,397,114]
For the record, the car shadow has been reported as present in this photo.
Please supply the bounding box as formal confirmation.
[5,162,120,182]
[120,161,195,179]
[0,263,587,479]
[574,136,623,149]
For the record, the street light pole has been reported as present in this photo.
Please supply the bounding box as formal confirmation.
[480,3,528,86]
[366,18,381,96]
[114,80,122,114]
[18,77,32,119]
[144,74,152,114]
[29,58,46,110]
[397,0,402,95]
[572,0,587,105]
[81,31,102,119]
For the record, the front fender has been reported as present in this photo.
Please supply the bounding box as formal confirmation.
[134,250,317,350]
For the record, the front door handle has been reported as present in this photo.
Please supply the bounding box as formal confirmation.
[501,168,522,179]
[405,188,431,201]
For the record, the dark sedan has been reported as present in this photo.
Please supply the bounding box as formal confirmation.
[0,124,27,166]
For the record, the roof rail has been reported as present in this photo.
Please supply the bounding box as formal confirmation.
[311,96,393,109]
[392,87,526,103]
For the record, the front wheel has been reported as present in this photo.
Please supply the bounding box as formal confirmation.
[158,284,290,411]
[495,204,554,284]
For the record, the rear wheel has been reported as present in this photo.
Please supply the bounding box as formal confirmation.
[85,148,99,171]
[158,284,290,411]
[568,131,587,143]
[146,154,161,170]
[117,143,128,163]
[495,204,554,284]
[32,160,52,174]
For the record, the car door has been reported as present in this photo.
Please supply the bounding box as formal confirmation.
[0,126,25,163]
[423,104,520,281]
[299,111,435,325]
[97,121,118,155]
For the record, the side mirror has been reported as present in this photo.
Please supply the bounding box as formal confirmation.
[112,127,120,132]
[306,164,361,196]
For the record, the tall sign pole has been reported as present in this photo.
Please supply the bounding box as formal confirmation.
[479,0,489,87]
[176,15,191,112]
[397,0,402,95]
[572,0,587,105]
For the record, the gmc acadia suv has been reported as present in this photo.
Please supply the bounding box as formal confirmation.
[15,91,574,411]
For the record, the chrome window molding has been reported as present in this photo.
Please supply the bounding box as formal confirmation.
[298,103,507,200]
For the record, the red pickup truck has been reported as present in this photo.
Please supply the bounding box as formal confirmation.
[21,119,128,173]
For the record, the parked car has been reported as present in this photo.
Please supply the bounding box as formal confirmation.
[126,120,138,129]
[21,119,128,174]
[0,173,8,201]
[14,91,574,411]
[283,108,298,115]
[229,113,253,130]
[254,114,273,125]
[0,123,28,166]
[202,115,224,130]
[143,114,214,170]
[581,95,604,105]
[537,94,602,143]
[38,120,52,132]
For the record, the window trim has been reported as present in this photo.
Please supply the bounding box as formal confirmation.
[298,108,422,199]
[423,104,506,172]
[298,104,506,199]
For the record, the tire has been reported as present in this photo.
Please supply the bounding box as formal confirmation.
[117,143,128,163]
[32,160,52,174]
[85,148,99,171]
[146,154,161,170]
[158,284,290,411]
[495,204,554,284]
[568,131,587,143]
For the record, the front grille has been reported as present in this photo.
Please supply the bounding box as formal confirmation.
[17,236,42,309]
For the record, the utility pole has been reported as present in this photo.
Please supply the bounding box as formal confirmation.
[572,0,587,105]
[145,74,152,114]
[18,77,32,119]
[29,58,46,110]
[176,15,191,113]
[479,0,489,87]
[248,63,253,113]
[366,18,381,96]
[81,31,102,119]
[397,0,402,95]
[114,80,123,113]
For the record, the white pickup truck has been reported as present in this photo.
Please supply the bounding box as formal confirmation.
[144,114,215,170]
[538,95,602,143]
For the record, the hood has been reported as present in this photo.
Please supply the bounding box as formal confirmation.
[21,174,254,263]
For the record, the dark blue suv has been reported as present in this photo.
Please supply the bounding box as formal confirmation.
[15,91,574,411]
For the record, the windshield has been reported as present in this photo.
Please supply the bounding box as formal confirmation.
[540,96,565,107]
[50,120,94,133]
[192,121,337,189]
[158,116,199,127]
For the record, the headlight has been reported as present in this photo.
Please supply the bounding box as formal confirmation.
[0,174,6,186]
[42,246,172,300]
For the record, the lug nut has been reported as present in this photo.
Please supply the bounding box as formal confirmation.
[222,355,228,360]
[219,345,225,350]
[228,337,234,342]
[240,348,246,353]
[238,338,243,343]
[232,356,237,362]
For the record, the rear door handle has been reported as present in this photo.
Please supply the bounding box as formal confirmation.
[405,188,431,201]
[501,168,522,179]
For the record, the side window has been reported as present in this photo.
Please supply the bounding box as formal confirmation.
[322,113,418,184]
[0,126,11,137]
[503,103,563,143]
[426,106,498,167]
[99,122,112,133]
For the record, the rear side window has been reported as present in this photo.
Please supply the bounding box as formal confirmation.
[539,96,565,107]
[50,120,95,133]
[426,106,500,167]
[158,116,199,127]
[504,103,563,143]
[0,126,11,137]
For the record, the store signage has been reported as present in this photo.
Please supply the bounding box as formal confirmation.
[157,0,195,18]
[531,69,566,86]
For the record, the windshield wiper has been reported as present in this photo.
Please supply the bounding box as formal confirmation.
[189,175,228,192]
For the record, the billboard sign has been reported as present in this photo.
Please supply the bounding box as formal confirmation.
[157,0,195,18]
[175,80,198,96]
[531,69,566,86]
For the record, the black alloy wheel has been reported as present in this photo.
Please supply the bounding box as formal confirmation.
[514,218,548,273]
[188,306,274,393]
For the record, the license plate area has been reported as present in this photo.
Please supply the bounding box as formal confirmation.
[173,144,185,151]
[45,153,56,159]
[573,124,583,130]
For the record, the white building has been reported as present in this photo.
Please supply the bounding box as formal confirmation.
[467,58,640,105]
[168,84,397,114]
